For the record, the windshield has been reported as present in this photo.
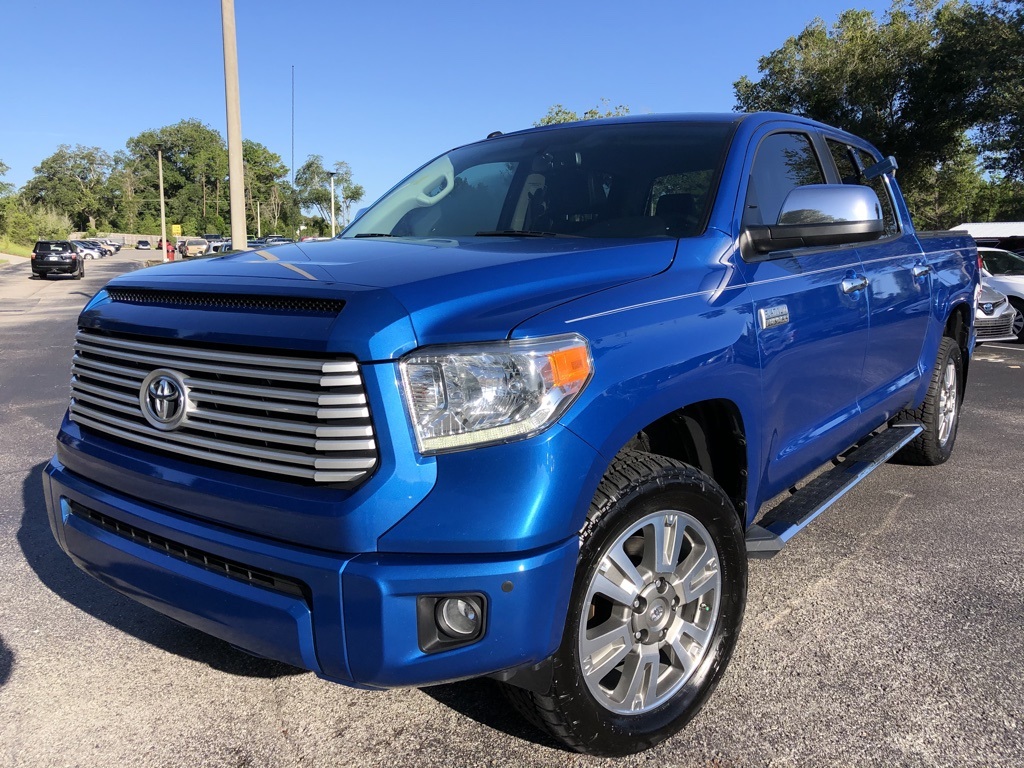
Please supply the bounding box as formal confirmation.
[344,121,735,240]
[981,248,1024,276]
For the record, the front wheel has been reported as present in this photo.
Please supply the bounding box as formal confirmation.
[504,451,747,756]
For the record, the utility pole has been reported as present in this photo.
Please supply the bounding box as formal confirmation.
[256,200,261,238]
[327,170,337,238]
[157,144,168,261]
[221,0,247,251]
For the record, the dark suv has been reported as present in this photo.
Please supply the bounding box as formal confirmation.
[31,241,84,279]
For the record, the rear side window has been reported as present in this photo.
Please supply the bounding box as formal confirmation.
[743,133,824,227]
[827,140,899,238]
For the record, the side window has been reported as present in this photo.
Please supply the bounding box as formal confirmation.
[827,140,899,237]
[743,133,824,227]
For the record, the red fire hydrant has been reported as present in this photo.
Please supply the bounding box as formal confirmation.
[166,241,175,261]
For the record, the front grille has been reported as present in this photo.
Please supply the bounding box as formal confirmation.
[976,314,1016,340]
[68,500,308,601]
[106,288,345,314]
[69,328,378,486]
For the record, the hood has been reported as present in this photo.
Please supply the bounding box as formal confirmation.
[92,237,677,360]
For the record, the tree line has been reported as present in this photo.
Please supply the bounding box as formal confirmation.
[0,119,364,246]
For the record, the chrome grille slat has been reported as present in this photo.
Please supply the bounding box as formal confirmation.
[69,402,376,469]
[69,329,379,486]
[71,378,138,405]
[74,341,344,386]
[74,332,356,372]
[182,376,366,406]
[72,355,146,381]
[71,367,140,391]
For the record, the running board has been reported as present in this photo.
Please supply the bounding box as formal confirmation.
[745,423,923,558]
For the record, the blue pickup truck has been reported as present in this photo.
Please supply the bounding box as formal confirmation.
[43,113,978,756]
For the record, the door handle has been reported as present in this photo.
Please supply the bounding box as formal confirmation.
[841,276,869,294]
[912,264,931,278]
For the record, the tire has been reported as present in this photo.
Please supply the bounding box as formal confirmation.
[895,337,963,465]
[503,451,747,756]
[1009,298,1024,343]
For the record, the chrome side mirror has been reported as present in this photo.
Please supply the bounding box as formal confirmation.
[745,184,885,256]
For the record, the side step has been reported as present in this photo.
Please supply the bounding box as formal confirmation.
[745,422,923,558]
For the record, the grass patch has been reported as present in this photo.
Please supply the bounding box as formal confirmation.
[0,239,33,258]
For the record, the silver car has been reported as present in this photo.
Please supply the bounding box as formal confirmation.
[72,240,103,260]
[979,246,1024,342]
[975,283,1021,343]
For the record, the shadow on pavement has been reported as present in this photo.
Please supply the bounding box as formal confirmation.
[19,462,303,680]
[0,633,12,688]
[420,678,565,751]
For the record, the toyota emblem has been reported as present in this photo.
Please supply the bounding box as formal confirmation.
[139,369,190,431]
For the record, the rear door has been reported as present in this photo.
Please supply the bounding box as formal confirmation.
[824,138,931,418]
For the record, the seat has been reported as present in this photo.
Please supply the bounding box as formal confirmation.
[655,193,697,235]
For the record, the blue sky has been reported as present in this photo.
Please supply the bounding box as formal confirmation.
[0,0,896,207]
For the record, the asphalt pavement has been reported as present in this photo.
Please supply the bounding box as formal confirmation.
[0,253,1021,767]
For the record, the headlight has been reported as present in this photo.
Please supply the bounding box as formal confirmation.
[399,334,592,454]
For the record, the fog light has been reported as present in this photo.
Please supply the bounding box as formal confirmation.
[436,597,481,638]
[417,593,487,652]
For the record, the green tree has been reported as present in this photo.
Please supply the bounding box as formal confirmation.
[22,145,112,230]
[536,99,630,126]
[732,0,1024,225]
[0,158,12,198]
[242,139,293,235]
[901,136,987,229]
[294,155,365,229]
[964,1,1024,180]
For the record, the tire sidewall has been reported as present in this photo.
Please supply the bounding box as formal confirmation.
[551,469,747,756]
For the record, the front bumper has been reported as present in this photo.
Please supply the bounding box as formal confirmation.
[43,456,579,688]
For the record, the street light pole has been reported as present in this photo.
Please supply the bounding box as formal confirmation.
[327,170,337,238]
[221,0,247,251]
[156,144,168,262]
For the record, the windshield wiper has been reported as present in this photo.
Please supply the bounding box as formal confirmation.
[474,230,581,238]
[353,232,397,238]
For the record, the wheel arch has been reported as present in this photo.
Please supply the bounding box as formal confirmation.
[601,399,750,526]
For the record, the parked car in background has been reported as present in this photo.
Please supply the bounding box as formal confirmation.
[136,240,151,250]
[975,284,1021,343]
[979,246,1024,342]
[99,238,122,252]
[30,240,84,279]
[73,241,103,260]
[179,238,211,259]
[83,239,112,256]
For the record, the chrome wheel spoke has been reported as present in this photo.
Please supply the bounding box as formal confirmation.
[589,545,647,607]
[676,542,719,604]
[618,643,661,712]
[677,617,713,649]
[667,634,698,677]
[648,513,685,575]
[581,621,636,682]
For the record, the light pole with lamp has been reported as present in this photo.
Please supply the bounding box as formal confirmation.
[327,170,337,238]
